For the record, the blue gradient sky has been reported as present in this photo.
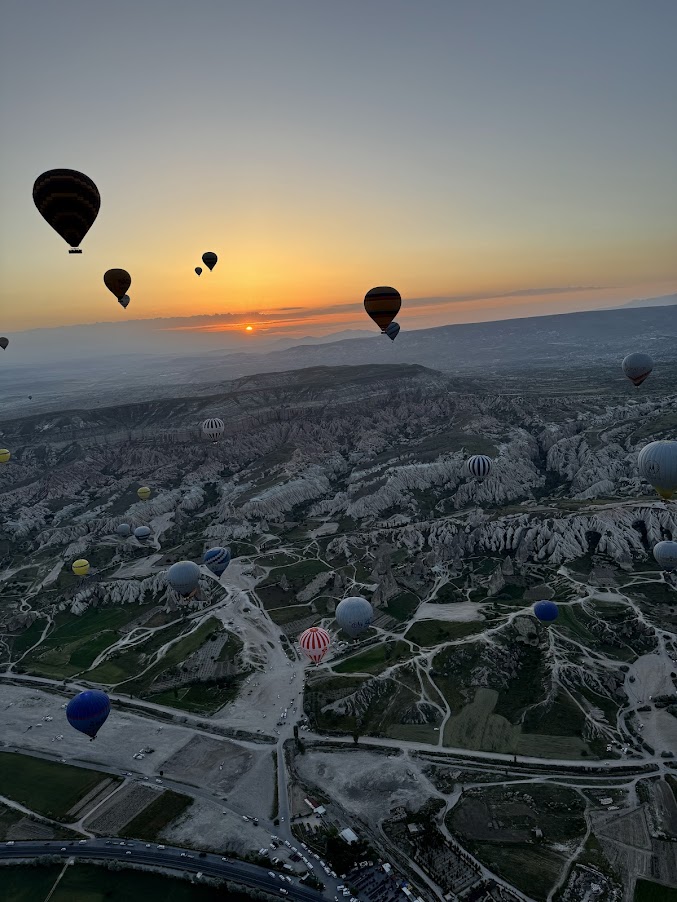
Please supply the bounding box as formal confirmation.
[1,0,675,335]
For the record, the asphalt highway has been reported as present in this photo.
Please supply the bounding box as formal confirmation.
[0,839,325,901]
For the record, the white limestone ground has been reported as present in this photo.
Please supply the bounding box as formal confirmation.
[160,796,266,855]
[294,747,439,830]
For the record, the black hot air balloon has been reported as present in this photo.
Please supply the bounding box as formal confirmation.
[202,252,217,271]
[104,269,131,301]
[0,337,8,350]
[195,267,202,276]
[33,169,100,254]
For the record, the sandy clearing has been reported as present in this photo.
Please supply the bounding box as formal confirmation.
[625,653,676,706]
[413,601,485,623]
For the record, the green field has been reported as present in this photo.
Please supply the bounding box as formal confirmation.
[0,752,116,820]
[405,619,484,646]
[634,880,677,901]
[386,592,419,621]
[121,790,192,840]
[0,863,262,902]
[333,641,410,674]
[149,679,241,714]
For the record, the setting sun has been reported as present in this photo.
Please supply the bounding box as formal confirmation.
[245,326,253,332]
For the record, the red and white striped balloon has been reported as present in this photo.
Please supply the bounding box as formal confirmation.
[299,626,331,664]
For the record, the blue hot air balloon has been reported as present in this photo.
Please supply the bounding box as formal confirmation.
[167,560,201,597]
[385,322,400,342]
[534,600,558,623]
[134,526,151,541]
[66,690,111,739]
[335,596,374,638]
[203,546,231,576]
[117,523,131,537]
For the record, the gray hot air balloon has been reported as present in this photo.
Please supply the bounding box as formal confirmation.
[638,441,677,501]
[653,541,677,571]
[0,337,8,350]
[118,295,131,309]
[134,525,151,541]
[116,523,131,537]
[335,596,373,638]
[201,417,224,442]
[622,352,654,387]
[167,560,201,598]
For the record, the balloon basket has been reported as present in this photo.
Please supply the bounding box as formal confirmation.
[68,249,83,254]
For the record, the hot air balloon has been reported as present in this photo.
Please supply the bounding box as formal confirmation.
[638,441,677,500]
[364,287,401,332]
[167,560,201,598]
[466,455,492,479]
[72,559,90,577]
[0,449,10,464]
[134,526,151,541]
[202,252,217,271]
[28,396,32,401]
[653,541,677,571]
[33,169,100,253]
[534,600,558,622]
[622,353,654,387]
[385,322,400,341]
[137,486,151,500]
[299,626,331,664]
[335,596,373,638]
[66,689,111,739]
[118,295,131,310]
[0,337,8,350]
[117,523,131,537]
[203,547,231,576]
[201,418,224,442]
[104,269,131,301]
[195,267,202,276]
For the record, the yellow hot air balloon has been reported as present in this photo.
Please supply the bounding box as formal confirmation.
[72,559,90,577]
[0,449,10,464]
[137,486,151,500]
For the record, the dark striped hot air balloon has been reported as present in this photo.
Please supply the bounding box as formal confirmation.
[364,287,401,332]
[466,455,492,480]
[202,252,217,271]
[33,169,100,253]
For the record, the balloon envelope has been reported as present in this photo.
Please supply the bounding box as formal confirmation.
[117,523,131,537]
[466,455,492,479]
[638,441,677,500]
[335,596,373,638]
[202,252,217,271]
[653,541,677,571]
[72,559,90,577]
[622,352,653,387]
[534,600,558,622]
[0,337,8,350]
[104,269,131,300]
[195,267,202,276]
[66,689,111,739]
[33,169,100,250]
[203,546,231,576]
[364,287,401,332]
[385,322,400,341]
[0,449,10,464]
[299,626,331,664]
[137,486,151,500]
[134,526,151,540]
[167,560,201,597]
[201,418,224,441]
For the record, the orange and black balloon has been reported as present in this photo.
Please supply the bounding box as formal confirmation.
[364,287,401,332]
[32,169,100,253]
